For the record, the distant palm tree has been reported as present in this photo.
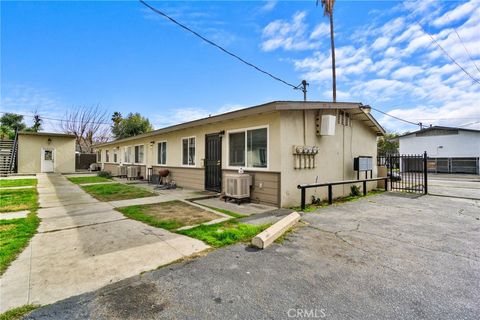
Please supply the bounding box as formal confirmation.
[318,0,336,102]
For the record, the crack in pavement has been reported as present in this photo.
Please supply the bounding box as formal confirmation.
[39,218,129,234]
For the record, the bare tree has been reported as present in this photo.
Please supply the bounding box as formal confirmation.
[59,106,111,153]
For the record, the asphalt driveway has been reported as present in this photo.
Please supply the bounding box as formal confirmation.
[25,180,480,319]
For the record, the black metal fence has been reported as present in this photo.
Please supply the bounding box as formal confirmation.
[378,152,428,194]
[297,177,389,210]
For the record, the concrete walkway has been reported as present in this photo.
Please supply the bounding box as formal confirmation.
[0,210,29,220]
[0,173,209,313]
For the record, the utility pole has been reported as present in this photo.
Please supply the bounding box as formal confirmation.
[295,80,309,101]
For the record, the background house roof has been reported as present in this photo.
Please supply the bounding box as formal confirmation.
[95,101,385,147]
[398,126,480,139]
[19,131,76,138]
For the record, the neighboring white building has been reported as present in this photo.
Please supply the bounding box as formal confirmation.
[399,126,480,174]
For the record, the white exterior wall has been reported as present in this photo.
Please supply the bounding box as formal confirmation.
[399,131,480,158]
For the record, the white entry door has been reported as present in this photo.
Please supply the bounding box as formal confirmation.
[41,148,55,172]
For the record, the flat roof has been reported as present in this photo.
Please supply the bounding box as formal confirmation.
[398,126,480,138]
[95,100,385,147]
[19,131,76,138]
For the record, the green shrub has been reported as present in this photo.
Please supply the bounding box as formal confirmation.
[311,195,321,205]
[350,185,361,197]
[97,171,112,179]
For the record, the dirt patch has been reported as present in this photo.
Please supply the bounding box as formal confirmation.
[93,282,167,319]
[140,201,220,225]
[0,224,16,232]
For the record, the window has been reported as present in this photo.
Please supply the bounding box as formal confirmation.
[124,146,132,163]
[113,149,118,163]
[157,142,167,165]
[97,150,102,162]
[228,127,267,168]
[182,137,195,166]
[229,132,245,166]
[105,150,110,162]
[45,150,53,161]
[134,145,144,163]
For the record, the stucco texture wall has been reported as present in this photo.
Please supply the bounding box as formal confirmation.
[279,109,378,207]
[96,112,282,205]
[97,111,281,171]
[18,134,76,174]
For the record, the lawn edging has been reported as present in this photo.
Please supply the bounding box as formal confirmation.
[0,212,40,275]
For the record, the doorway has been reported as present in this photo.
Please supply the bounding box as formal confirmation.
[205,133,222,192]
[41,148,55,173]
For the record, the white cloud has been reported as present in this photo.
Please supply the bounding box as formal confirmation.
[153,103,248,129]
[260,1,277,13]
[371,37,389,50]
[310,23,329,39]
[432,0,480,27]
[0,84,67,132]
[261,11,321,51]
[391,66,424,79]
[272,0,480,132]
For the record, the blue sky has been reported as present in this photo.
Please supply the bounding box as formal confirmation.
[1,0,479,133]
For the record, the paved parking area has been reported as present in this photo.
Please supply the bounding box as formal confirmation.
[25,178,480,319]
[428,174,480,200]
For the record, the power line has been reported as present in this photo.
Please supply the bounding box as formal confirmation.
[444,11,480,75]
[369,106,420,126]
[415,21,480,86]
[139,0,298,89]
[458,120,480,128]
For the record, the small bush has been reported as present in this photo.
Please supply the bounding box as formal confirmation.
[350,185,361,197]
[97,171,112,179]
[311,195,321,205]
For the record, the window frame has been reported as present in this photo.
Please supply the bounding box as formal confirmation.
[226,125,269,171]
[113,148,118,163]
[157,140,167,166]
[134,144,145,164]
[105,149,110,163]
[97,150,102,162]
[181,136,196,167]
[124,146,133,164]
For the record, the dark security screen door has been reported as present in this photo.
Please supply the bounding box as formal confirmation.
[205,133,222,192]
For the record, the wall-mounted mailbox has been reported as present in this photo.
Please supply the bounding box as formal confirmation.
[354,156,373,179]
[354,156,373,171]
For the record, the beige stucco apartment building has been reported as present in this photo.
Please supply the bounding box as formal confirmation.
[17,132,76,174]
[95,101,385,207]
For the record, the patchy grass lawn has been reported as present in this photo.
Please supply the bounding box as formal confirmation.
[67,176,112,184]
[81,183,156,201]
[0,213,40,275]
[0,304,39,320]
[0,179,37,188]
[117,200,221,230]
[177,221,269,247]
[0,188,38,212]
[200,205,247,219]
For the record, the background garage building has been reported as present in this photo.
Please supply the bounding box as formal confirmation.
[398,126,480,174]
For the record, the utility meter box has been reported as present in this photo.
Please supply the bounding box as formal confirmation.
[320,115,336,136]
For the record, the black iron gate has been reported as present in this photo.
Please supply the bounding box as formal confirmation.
[205,133,222,192]
[380,152,428,194]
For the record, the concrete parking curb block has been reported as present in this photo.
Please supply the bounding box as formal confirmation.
[251,212,300,249]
